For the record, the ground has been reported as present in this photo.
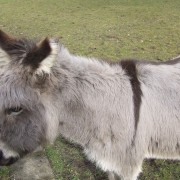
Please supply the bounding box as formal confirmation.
[0,0,180,179]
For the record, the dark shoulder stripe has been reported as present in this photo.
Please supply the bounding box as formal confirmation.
[120,60,142,140]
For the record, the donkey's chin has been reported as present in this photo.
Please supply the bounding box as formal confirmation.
[0,150,19,166]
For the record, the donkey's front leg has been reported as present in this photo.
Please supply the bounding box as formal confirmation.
[108,161,142,180]
[118,164,142,180]
[108,171,121,180]
[108,172,139,180]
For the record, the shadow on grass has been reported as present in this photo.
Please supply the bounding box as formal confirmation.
[46,138,180,180]
[46,137,108,180]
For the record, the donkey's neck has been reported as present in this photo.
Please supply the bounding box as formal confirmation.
[57,46,112,76]
[50,46,124,146]
[55,47,107,145]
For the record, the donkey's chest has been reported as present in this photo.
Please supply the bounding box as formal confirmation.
[84,147,120,173]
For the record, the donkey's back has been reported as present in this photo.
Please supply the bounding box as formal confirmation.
[137,58,180,160]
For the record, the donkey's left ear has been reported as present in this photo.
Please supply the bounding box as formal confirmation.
[23,38,59,74]
[0,29,17,62]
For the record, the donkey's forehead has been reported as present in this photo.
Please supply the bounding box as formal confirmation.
[0,75,40,109]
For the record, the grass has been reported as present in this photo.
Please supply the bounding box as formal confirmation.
[46,138,107,180]
[0,167,9,180]
[0,0,180,179]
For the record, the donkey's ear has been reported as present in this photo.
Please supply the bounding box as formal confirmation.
[23,38,58,74]
[0,29,15,48]
[0,30,16,61]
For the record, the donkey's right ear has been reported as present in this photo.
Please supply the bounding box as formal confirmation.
[0,30,16,61]
[0,30,16,50]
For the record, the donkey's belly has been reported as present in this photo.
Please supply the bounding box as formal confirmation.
[146,141,180,160]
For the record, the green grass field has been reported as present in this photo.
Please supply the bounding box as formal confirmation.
[0,0,180,179]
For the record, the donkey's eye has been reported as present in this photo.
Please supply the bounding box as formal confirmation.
[6,107,23,115]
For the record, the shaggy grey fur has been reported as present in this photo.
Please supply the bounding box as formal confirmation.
[0,30,180,180]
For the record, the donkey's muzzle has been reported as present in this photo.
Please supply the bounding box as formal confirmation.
[0,150,19,166]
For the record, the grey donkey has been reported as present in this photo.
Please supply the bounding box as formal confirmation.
[0,30,180,180]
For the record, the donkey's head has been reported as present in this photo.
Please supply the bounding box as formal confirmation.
[0,30,59,166]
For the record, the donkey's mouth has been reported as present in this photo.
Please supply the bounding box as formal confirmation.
[0,150,19,166]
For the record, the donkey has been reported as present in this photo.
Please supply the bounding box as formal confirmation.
[0,29,180,180]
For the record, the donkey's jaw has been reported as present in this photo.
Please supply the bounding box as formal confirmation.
[0,140,19,157]
[0,141,20,166]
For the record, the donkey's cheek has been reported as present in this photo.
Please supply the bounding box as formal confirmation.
[1,111,46,155]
